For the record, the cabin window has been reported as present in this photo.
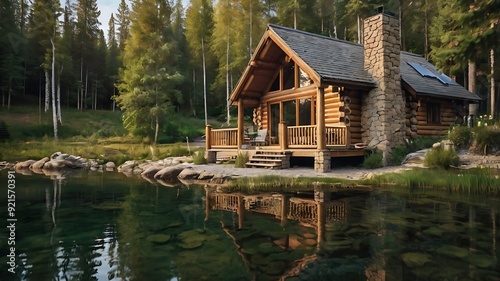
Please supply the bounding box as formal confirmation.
[283,61,295,90]
[283,100,297,126]
[427,102,441,124]
[299,98,312,125]
[299,68,312,87]
[270,103,280,140]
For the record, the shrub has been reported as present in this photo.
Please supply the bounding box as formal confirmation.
[234,152,249,168]
[448,126,473,148]
[192,150,207,164]
[424,147,459,169]
[390,145,410,166]
[362,150,383,169]
[473,126,500,154]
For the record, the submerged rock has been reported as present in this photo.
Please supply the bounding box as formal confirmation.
[401,252,432,268]
[436,245,468,258]
[147,234,171,244]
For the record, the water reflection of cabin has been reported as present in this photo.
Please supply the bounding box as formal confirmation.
[205,189,347,230]
[205,12,480,172]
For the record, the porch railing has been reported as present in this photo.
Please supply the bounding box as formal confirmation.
[325,125,347,147]
[207,125,347,149]
[209,128,238,148]
[287,125,347,148]
[288,125,317,148]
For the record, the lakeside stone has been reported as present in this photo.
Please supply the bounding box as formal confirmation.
[178,168,200,180]
[14,160,36,169]
[31,157,50,169]
[141,165,163,178]
[154,166,184,181]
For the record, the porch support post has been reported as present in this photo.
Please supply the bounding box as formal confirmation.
[279,121,288,150]
[237,99,244,149]
[206,124,212,150]
[205,125,216,163]
[316,87,326,149]
[315,87,330,172]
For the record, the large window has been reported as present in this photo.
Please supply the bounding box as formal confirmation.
[427,102,441,124]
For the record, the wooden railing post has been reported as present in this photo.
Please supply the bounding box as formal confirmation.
[206,125,212,150]
[279,121,288,150]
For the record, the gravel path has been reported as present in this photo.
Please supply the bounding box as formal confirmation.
[186,163,410,180]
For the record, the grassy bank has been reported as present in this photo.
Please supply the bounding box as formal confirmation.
[224,168,500,195]
[0,105,210,164]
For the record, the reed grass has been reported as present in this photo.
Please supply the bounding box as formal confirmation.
[369,168,500,195]
[226,175,362,193]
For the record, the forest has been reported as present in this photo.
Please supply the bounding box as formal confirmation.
[0,0,498,142]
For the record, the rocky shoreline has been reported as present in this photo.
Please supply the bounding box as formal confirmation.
[2,149,499,186]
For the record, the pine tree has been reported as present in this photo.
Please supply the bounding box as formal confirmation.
[116,0,184,144]
[74,0,101,110]
[185,0,215,116]
[0,0,24,109]
[116,0,130,52]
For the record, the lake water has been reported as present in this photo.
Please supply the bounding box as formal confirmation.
[0,170,499,281]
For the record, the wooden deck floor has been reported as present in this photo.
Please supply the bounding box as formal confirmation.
[209,146,366,159]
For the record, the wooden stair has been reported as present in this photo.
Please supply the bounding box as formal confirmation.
[246,151,290,169]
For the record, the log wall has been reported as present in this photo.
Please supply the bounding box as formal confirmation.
[405,95,460,138]
[343,89,363,144]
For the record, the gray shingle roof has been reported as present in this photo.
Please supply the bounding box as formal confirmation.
[269,24,375,86]
[400,52,481,101]
[269,24,480,101]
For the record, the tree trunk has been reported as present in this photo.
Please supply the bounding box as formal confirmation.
[468,59,476,94]
[84,67,89,109]
[57,66,63,124]
[45,69,50,112]
[154,115,159,145]
[226,30,230,126]
[51,39,58,141]
[490,48,495,118]
[202,38,207,126]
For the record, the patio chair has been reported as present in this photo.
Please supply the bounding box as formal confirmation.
[252,129,268,146]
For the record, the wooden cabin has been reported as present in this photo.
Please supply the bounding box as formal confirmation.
[206,12,480,172]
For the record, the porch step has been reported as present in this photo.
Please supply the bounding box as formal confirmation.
[245,151,290,169]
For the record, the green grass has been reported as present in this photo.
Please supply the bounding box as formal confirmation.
[225,175,366,194]
[0,105,210,164]
[368,168,500,195]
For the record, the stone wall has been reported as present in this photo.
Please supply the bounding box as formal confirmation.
[361,13,406,165]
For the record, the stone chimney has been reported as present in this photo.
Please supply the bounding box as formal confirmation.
[361,11,406,165]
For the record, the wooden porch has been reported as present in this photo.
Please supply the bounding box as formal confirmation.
[205,124,366,168]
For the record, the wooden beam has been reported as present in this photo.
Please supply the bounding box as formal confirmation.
[317,87,326,149]
[250,60,278,69]
[237,99,244,149]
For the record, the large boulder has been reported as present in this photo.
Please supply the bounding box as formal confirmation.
[177,168,200,180]
[154,166,184,181]
[30,157,50,169]
[14,160,36,169]
[118,160,138,173]
[43,159,77,170]
[141,165,163,178]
